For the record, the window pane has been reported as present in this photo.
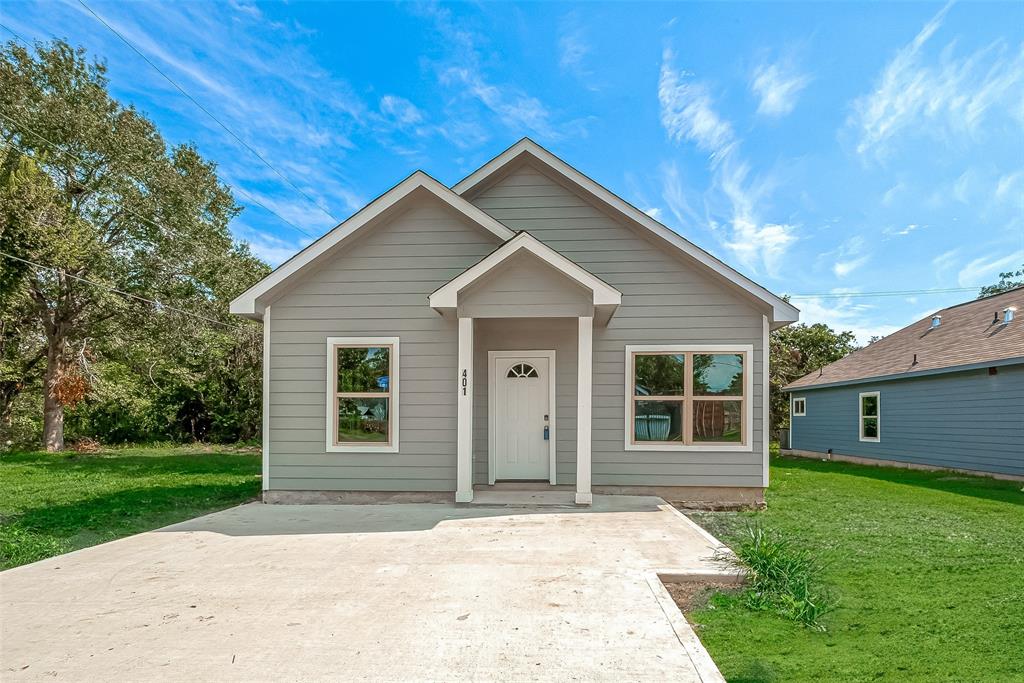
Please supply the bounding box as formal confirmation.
[337,346,390,393]
[634,354,685,396]
[692,400,742,442]
[861,394,878,417]
[633,400,683,441]
[693,354,743,396]
[862,417,879,439]
[337,397,389,443]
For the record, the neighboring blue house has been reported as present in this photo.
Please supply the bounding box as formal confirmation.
[783,287,1024,480]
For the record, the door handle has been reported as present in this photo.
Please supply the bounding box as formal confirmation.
[544,426,550,441]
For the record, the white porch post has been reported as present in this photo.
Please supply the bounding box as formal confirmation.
[576,315,593,505]
[262,304,271,495]
[456,316,474,503]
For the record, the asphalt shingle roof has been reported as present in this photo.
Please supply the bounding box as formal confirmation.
[785,286,1024,390]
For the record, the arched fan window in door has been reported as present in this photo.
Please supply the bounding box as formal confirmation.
[506,363,539,379]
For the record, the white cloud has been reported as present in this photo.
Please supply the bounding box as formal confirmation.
[558,14,594,86]
[957,250,1024,287]
[995,170,1024,204]
[643,207,663,220]
[379,95,424,127]
[795,294,901,345]
[235,226,306,267]
[750,59,810,117]
[932,248,960,280]
[849,1,1024,158]
[658,48,735,158]
[659,161,699,228]
[882,181,905,206]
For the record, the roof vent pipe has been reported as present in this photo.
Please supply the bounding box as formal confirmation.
[930,314,941,329]
[992,312,1000,325]
[1004,307,1017,325]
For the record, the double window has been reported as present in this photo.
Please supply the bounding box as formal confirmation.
[859,391,880,442]
[326,337,399,452]
[625,345,752,450]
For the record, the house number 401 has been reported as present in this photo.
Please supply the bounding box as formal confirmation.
[461,369,468,396]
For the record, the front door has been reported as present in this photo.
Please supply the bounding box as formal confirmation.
[492,354,551,481]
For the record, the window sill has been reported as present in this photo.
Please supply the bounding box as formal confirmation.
[625,442,753,452]
[325,443,399,454]
[858,437,880,443]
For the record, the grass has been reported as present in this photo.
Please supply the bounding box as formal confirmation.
[0,445,261,569]
[686,453,1024,682]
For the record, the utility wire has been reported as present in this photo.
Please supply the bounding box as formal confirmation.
[0,103,317,241]
[75,0,341,226]
[786,287,980,300]
[1,251,242,330]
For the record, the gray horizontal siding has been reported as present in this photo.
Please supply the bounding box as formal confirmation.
[459,251,593,319]
[267,197,501,491]
[790,364,1024,476]
[470,163,767,488]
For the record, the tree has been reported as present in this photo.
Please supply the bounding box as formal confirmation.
[0,39,263,450]
[769,323,858,433]
[978,264,1024,298]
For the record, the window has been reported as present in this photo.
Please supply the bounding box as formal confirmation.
[792,397,806,416]
[326,337,399,452]
[859,391,879,442]
[625,345,752,450]
[507,363,539,378]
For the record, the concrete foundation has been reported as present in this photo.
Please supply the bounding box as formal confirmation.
[782,448,1024,482]
[263,490,454,504]
[593,485,765,510]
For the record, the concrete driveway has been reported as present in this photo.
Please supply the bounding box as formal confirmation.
[1,496,729,682]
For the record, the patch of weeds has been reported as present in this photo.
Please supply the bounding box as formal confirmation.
[724,524,836,630]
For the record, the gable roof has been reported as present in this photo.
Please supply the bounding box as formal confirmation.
[429,231,622,323]
[230,171,515,319]
[454,138,799,328]
[786,287,1024,391]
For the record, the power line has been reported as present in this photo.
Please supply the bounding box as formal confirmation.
[786,287,979,300]
[1,251,241,330]
[0,97,317,242]
[75,0,341,226]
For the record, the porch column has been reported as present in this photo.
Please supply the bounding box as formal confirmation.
[456,316,474,503]
[576,315,593,505]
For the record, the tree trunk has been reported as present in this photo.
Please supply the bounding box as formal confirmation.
[43,336,65,452]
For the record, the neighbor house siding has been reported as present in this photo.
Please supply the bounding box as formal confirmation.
[468,162,769,488]
[789,364,1024,477]
[267,197,501,491]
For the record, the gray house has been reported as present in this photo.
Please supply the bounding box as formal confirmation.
[784,287,1024,480]
[231,139,799,506]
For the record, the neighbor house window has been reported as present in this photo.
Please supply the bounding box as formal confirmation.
[625,345,752,450]
[859,391,879,442]
[326,337,399,452]
[792,397,806,416]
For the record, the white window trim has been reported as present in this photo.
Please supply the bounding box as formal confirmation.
[624,344,754,452]
[792,396,806,416]
[858,391,880,443]
[326,336,400,453]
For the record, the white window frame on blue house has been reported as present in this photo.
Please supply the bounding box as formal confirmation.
[858,391,880,443]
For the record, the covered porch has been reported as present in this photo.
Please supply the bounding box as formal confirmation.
[429,233,621,505]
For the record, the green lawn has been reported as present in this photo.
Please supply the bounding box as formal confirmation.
[0,446,261,569]
[687,453,1024,682]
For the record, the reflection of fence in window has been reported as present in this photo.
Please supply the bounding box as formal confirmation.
[693,400,742,442]
[634,414,671,441]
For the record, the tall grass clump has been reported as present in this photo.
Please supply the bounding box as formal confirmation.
[726,525,836,630]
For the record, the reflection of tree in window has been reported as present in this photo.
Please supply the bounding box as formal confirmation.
[693,354,743,396]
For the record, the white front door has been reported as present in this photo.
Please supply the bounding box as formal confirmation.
[492,355,551,480]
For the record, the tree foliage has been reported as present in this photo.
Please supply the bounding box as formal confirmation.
[0,39,269,449]
[978,263,1024,298]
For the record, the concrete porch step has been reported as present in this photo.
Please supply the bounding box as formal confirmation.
[467,490,579,507]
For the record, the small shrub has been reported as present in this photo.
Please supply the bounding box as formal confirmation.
[725,525,836,630]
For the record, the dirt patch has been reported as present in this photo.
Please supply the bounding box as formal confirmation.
[664,580,739,613]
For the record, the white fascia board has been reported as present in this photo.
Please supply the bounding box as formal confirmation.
[230,171,515,319]
[429,232,622,309]
[453,139,799,326]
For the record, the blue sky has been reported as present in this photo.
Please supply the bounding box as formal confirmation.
[5,0,1023,341]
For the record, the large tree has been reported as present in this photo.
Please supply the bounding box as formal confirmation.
[0,39,264,450]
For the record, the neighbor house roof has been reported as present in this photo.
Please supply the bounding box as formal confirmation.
[429,231,622,323]
[229,171,515,319]
[454,138,799,328]
[785,287,1024,391]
